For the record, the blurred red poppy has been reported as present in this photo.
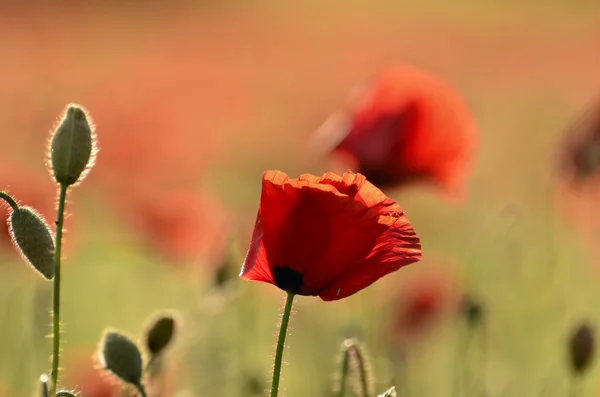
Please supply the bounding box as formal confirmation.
[116,187,230,265]
[240,170,422,301]
[393,269,458,339]
[314,65,477,199]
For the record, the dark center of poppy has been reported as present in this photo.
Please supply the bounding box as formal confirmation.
[273,266,304,294]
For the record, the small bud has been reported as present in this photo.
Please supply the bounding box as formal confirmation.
[143,310,179,357]
[334,338,374,397]
[460,294,484,327]
[378,386,397,397]
[569,322,595,375]
[8,204,55,280]
[49,104,96,186]
[56,391,77,397]
[97,330,144,387]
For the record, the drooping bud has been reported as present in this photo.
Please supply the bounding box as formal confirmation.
[569,322,595,375]
[143,310,179,357]
[1,191,55,280]
[97,330,144,388]
[378,386,397,397]
[334,338,374,397]
[49,104,97,186]
[56,391,77,397]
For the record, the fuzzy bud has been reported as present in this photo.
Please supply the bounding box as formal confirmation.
[56,391,77,397]
[378,387,397,397]
[569,323,595,375]
[6,201,55,280]
[49,104,96,186]
[143,310,179,357]
[97,330,144,387]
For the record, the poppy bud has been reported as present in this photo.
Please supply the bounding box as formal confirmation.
[378,386,397,397]
[1,192,55,280]
[569,323,595,375]
[335,338,374,397]
[56,391,77,397]
[97,330,144,388]
[460,294,483,327]
[49,104,96,186]
[143,310,179,358]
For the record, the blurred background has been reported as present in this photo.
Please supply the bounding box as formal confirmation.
[1,1,600,396]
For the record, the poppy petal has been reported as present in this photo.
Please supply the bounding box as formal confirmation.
[317,212,421,301]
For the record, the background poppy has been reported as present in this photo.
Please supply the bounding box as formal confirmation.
[314,64,477,200]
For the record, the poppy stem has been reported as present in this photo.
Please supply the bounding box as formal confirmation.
[351,342,371,397]
[337,339,353,397]
[49,183,68,397]
[0,191,19,212]
[270,291,295,397]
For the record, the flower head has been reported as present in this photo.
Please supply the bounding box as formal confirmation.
[240,170,421,301]
[314,65,477,199]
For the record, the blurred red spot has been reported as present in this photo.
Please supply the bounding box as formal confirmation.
[64,351,121,397]
[117,187,230,266]
[392,268,459,340]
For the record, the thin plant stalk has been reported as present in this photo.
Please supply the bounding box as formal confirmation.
[352,345,371,397]
[337,342,352,397]
[270,291,295,397]
[49,183,68,396]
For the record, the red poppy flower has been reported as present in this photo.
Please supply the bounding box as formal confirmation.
[239,170,422,301]
[314,65,477,199]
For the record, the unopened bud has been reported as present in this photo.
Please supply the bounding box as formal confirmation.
[56,391,77,397]
[569,322,595,375]
[335,338,374,397]
[49,104,96,186]
[460,294,483,327]
[4,197,55,280]
[143,310,179,357]
[378,386,397,397]
[97,330,144,387]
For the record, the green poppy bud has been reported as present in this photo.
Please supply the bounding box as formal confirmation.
[143,310,179,357]
[49,104,97,186]
[7,202,55,280]
[97,330,144,387]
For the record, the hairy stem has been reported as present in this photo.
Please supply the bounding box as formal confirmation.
[49,184,68,396]
[0,191,19,212]
[337,342,352,397]
[270,291,295,397]
[352,344,371,397]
